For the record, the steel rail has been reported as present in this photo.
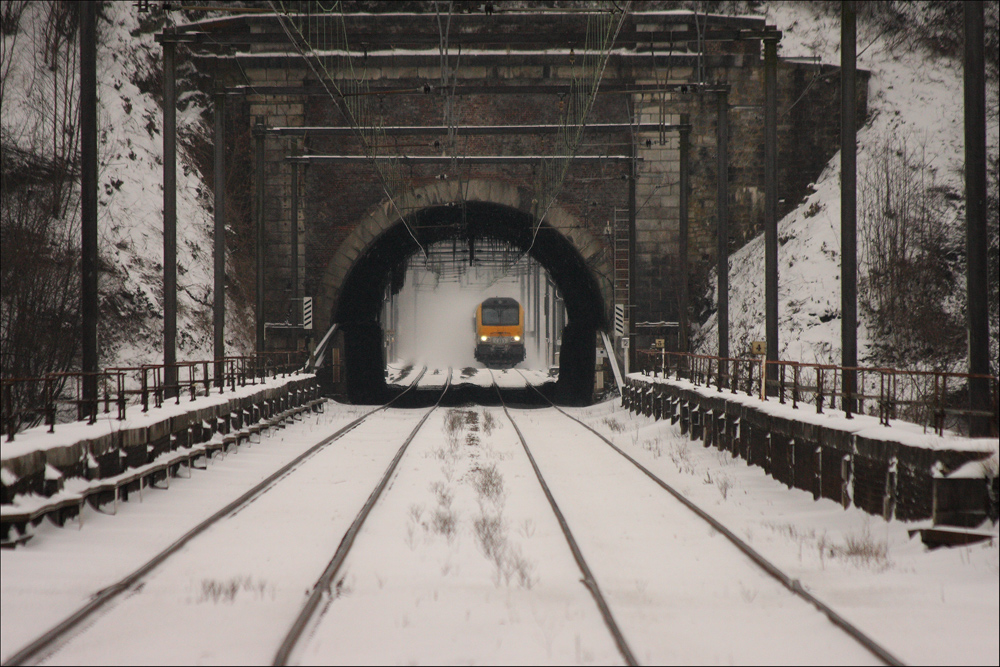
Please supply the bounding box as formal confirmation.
[1,368,430,667]
[272,370,453,665]
[514,371,905,667]
[490,372,638,666]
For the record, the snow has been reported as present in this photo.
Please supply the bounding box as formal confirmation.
[1,3,242,368]
[0,373,312,461]
[0,401,371,662]
[631,371,999,455]
[695,2,999,371]
[3,390,996,665]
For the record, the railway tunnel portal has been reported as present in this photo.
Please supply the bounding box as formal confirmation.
[166,6,865,403]
[327,180,608,404]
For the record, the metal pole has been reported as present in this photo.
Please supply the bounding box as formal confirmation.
[545,276,552,368]
[964,1,990,436]
[628,142,637,369]
[80,2,98,412]
[534,262,541,360]
[679,120,690,353]
[716,88,730,364]
[163,40,177,397]
[254,124,265,355]
[213,92,226,386]
[764,38,779,393]
[291,161,300,351]
[841,1,858,416]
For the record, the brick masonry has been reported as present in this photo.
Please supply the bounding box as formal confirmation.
[208,12,868,351]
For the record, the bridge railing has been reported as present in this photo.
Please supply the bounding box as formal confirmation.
[1,351,310,442]
[637,350,998,437]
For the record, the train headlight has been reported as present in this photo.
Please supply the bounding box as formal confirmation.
[480,335,488,342]
[513,336,520,342]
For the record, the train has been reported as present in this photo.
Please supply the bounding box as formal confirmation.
[474,297,525,368]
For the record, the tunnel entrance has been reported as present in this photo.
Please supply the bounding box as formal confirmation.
[330,199,608,405]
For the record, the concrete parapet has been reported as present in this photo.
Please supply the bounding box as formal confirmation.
[1,377,319,506]
[622,376,995,525]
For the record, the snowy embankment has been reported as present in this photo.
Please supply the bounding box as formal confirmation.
[695,3,999,369]
[4,398,994,665]
[2,3,236,367]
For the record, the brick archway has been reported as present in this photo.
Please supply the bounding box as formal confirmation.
[316,178,612,332]
[315,178,611,404]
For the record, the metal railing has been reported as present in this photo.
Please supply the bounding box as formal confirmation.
[2,351,310,442]
[637,350,998,437]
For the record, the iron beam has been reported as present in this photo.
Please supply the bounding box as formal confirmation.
[964,1,991,436]
[80,1,98,413]
[628,139,637,371]
[841,1,858,416]
[286,155,637,165]
[213,92,226,384]
[291,161,299,351]
[764,37,779,392]
[224,83,728,97]
[254,125,265,355]
[716,87,730,364]
[163,40,177,397]
[679,120,690,353]
[269,123,690,136]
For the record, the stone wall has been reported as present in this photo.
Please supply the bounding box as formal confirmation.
[622,376,993,525]
[208,13,869,351]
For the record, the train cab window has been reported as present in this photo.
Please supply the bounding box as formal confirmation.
[482,307,519,326]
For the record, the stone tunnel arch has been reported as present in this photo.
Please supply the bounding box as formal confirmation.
[316,179,612,405]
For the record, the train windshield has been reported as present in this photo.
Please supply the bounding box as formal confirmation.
[482,306,519,326]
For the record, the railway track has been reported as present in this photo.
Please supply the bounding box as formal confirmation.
[509,370,903,666]
[2,367,448,667]
[273,370,452,665]
[490,371,638,666]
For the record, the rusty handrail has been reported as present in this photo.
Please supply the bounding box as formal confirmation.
[1,351,314,442]
[637,349,998,437]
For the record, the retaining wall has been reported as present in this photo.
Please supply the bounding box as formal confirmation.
[1,376,320,506]
[622,376,997,526]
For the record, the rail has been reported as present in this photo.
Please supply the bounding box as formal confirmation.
[2,351,312,442]
[637,350,998,437]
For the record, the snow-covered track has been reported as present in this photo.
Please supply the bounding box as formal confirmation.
[491,372,639,666]
[1,368,432,667]
[273,369,453,666]
[515,371,904,666]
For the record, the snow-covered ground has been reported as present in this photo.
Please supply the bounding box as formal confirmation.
[386,361,555,389]
[3,389,996,665]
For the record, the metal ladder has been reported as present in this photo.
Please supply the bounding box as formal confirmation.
[613,207,629,315]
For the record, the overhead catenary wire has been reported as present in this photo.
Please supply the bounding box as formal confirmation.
[269,1,427,258]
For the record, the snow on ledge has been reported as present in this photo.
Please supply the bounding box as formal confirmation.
[627,372,998,456]
[1,373,315,463]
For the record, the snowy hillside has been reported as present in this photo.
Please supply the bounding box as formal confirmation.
[693,2,999,373]
[1,2,246,372]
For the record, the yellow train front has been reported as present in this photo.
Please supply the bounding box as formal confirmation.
[474,297,526,368]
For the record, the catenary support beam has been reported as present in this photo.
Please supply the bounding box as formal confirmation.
[291,161,300,350]
[163,40,177,397]
[764,37,779,393]
[679,120,690,353]
[254,125,265,355]
[286,155,637,165]
[80,1,98,415]
[841,1,858,416]
[213,92,226,384]
[628,141,637,370]
[716,88,730,366]
[269,123,689,136]
[964,1,991,437]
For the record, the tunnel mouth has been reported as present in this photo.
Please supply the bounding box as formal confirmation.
[334,200,605,405]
